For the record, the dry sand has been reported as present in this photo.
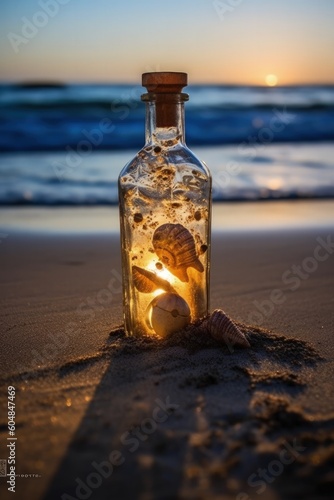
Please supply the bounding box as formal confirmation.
[1,219,334,500]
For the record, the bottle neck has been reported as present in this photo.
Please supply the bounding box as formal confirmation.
[142,93,188,146]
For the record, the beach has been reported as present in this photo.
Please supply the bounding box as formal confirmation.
[1,201,334,500]
[1,3,334,497]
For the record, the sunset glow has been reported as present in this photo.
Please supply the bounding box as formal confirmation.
[265,74,278,87]
[1,0,334,84]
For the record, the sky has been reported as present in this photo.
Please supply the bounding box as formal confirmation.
[1,0,334,85]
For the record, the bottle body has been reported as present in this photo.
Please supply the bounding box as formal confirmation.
[118,74,211,337]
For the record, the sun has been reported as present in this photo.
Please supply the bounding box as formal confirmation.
[265,74,278,87]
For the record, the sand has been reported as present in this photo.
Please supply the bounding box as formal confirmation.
[0,211,334,499]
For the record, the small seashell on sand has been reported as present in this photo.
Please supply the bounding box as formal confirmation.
[203,309,250,349]
[148,292,191,337]
[132,265,176,294]
[152,223,204,282]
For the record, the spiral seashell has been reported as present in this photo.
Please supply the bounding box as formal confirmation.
[152,223,204,282]
[203,309,250,349]
[132,265,176,294]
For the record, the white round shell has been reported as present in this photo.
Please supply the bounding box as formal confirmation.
[149,292,191,337]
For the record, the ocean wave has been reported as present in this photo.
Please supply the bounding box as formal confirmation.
[0,143,333,205]
[0,84,334,152]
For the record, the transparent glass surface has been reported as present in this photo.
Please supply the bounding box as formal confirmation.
[118,96,211,336]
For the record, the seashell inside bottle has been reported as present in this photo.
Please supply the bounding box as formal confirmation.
[118,72,212,337]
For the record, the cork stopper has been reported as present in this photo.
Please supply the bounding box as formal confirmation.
[142,72,188,93]
[142,72,188,128]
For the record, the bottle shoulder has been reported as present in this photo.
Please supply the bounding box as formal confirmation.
[119,143,211,180]
[178,144,211,178]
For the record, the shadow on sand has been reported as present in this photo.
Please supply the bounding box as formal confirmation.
[44,325,333,500]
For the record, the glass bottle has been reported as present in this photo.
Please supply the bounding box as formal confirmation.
[118,72,211,337]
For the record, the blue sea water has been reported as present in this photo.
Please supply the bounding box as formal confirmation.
[0,83,333,205]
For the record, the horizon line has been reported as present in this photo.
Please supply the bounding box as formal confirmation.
[1,80,334,87]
